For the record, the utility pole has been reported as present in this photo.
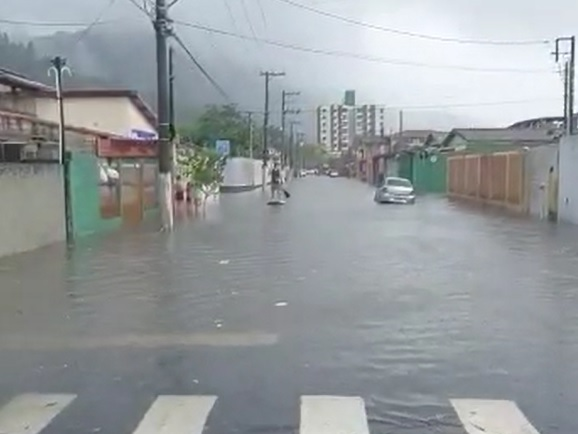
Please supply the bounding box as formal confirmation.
[553,36,576,135]
[281,90,300,167]
[48,56,72,241]
[289,120,300,177]
[168,45,175,139]
[397,110,404,152]
[260,71,285,189]
[168,45,177,171]
[246,111,254,159]
[155,0,173,230]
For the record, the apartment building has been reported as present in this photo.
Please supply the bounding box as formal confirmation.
[317,98,385,151]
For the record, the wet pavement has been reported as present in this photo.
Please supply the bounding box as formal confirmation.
[1,176,578,433]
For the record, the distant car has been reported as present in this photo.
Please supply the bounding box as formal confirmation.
[329,171,339,177]
[374,177,416,204]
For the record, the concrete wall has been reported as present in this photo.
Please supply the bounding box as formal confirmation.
[0,163,65,257]
[35,97,155,137]
[221,157,264,191]
[558,136,578,224]
[525,144,558,219]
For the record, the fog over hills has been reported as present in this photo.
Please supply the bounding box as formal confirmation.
[2,0,574,136]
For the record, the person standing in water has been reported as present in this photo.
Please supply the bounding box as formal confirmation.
[270,161,283,200]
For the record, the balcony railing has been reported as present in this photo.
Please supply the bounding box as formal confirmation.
[0,110,103,162]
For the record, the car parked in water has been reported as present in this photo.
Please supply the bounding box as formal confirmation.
[374,177,416,204]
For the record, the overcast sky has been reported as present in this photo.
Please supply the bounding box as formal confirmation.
[1,0,576,130]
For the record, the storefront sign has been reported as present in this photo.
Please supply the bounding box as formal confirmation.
[97,137,158,158]
[129,129,157,140]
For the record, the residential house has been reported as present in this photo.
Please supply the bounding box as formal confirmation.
[34,89,157,139]
[353,135,392,184]
[0,68,160,258]
[391,130,446,152]
[440,128,560,153]
[0,68,113,161]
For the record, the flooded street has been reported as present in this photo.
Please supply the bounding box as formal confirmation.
[1,176,578,433]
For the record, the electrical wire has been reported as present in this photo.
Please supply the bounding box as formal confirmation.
[171,32,232,101]
[173,20,555,74]
[244,97,560,115]
[0,17,118,27]
[125,0,153,17]
[72,0,119,46]
[272,0,552,46]
[256,0,268,30]
[240,0,260,43]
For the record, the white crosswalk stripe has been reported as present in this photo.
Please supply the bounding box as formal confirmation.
[0,393,543,434]
[132,395,217,434]
[450,399,541,434]
[0,393,76,434]
[300,396,370,434]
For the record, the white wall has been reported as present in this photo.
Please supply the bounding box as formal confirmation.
[221,157,263,189]
[0,164,66,258]
[525,144,558,219]
[35,96,155,137]
[558,135,578,224]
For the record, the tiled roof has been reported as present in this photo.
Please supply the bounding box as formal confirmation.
[0,67,53,92]
[442,128,559,147]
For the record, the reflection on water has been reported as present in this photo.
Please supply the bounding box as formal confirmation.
[1,180,578,433]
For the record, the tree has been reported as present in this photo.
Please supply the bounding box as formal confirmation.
[177,146,226,206]
[179,104,257,157]
[300,144,330,168]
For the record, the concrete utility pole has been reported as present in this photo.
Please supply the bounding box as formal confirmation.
[260,71,285,189]
[168,46,175,139]
[155,0,174,230]
[48,56,72,241]
[553,36,576,135]
[168,45,178,171]
[289,120,300,177]
[242,111,256,158]
[281,90,300,167]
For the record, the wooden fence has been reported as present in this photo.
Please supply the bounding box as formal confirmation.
[447,151,526,212]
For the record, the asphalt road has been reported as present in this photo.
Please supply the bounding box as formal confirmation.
[1,176,577,433]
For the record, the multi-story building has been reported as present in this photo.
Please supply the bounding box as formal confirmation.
[316,92,385,151]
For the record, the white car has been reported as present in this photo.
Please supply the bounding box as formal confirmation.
[374,177,416,204]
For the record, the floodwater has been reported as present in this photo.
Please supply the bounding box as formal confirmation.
[1,176,578,433]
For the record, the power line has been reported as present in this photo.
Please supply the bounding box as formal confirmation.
[256,0,268,30]
[0,17,120,27]
[272,0,551,46]
[125,0,153,18]
[173,20,555,74]
[245,97,560,115]
[171,32,231,101]
[72,0,119,46]
[240,0,260,44]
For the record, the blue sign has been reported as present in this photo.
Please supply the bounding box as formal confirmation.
[129,129,157,140]
[215,139,231,156]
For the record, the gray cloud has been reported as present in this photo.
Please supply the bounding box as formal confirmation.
[1,0,574,131]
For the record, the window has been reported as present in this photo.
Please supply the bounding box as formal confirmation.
[99,159,121,218]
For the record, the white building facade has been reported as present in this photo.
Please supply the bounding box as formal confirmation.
[35,90,157,139]
[317,103,385,151]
